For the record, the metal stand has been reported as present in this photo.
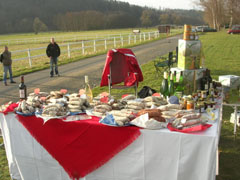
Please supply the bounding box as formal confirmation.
[223,103,240,139]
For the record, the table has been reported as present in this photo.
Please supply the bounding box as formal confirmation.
[0,105,222,180]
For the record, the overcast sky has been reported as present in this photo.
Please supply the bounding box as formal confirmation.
[119,0,197,10]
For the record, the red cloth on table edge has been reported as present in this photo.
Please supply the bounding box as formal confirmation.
[16,114,141,180]
[100,48,143,87]
[167,123,212,133]
[1,103,18,115]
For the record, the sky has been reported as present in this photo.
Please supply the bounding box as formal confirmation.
[119,0,197,10]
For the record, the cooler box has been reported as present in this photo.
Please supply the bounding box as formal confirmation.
[219,75,240,89]
[170,67,206,94]
[178,39,202,70]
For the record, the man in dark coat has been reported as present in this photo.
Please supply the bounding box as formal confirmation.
[0,46,16,86]
[46,38,61,77]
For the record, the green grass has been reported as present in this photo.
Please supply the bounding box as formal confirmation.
[0,28,157,42]
[1,30,240,179]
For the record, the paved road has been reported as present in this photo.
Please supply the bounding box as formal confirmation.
[0,34,182,104]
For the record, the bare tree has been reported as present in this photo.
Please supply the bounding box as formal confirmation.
[197,0,225,30]
[197,0,240,29]
[226,0,240,27]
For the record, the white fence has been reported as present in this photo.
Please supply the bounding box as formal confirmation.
[0,31,157,46]
[11,31,160,68]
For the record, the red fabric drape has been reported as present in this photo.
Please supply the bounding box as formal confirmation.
[100,49,143,87]
[16,115,141,179]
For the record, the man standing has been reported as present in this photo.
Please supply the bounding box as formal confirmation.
[46,38,61,77]
[0,46,16,86]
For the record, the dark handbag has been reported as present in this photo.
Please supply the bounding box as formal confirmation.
[138,86,157,98]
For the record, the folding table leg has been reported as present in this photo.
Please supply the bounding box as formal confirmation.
[234,106,238,139]
[108,74,111,96]
[216,148,219,176]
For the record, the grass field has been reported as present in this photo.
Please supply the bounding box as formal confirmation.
[0,28,159,43]
[1,30,240,179]
[0,28,182,80]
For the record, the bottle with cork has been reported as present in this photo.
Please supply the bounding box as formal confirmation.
[84,75,93,103]
[19,76,27,100]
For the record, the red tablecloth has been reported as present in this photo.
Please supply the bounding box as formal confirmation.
[16,115,141,180]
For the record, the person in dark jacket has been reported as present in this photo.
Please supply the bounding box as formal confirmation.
[0,46,16,86]
[46,38,61,77]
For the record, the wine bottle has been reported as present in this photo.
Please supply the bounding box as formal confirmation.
[206,69,212,89]
[84,75,93,103]
[19,76,27,100]
[173,71,177,83]
[168,71,171,84]
[200,70,208,90]
[169,73,175,96]
[175,71,184,90]
[209,83,214,101]
[160,72,169,98]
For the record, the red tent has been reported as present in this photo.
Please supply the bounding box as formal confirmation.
[100,49,143,87]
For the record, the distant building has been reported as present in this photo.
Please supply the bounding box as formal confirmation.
[158,25,171,34]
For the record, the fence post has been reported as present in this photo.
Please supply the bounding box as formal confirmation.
[67,44,71,58]
[155,32,157,38]
[128,35,131,45]
[148,32,151,40]
[144,33,146,41]
[114,37,116,48]
[104,39,107,50]
[140,33,142,42]
[82,41,85,55]
[134,35,136,44]
[93,40,96,53]
[27,49,32,68]
[121,37,124,46]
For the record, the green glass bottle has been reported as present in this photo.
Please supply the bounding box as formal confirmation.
[173,71,177,83]
[169,73,175,96]
[168,71,171,84]
[160,72,169,98]
[175,71,184,97]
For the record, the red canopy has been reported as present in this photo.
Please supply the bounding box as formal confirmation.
[100,49,143,87]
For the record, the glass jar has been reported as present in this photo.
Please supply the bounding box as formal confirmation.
[187,100,194,110]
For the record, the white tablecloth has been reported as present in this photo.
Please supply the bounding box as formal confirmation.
[0,106,222,180]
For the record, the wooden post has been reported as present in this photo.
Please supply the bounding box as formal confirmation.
[82,41,85,55]
[134,35,136,43]
[148,32,151,40]
[128,35,131,45]
[27,49,32,68]
[144,33,146,41]
[140,33,142,42]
